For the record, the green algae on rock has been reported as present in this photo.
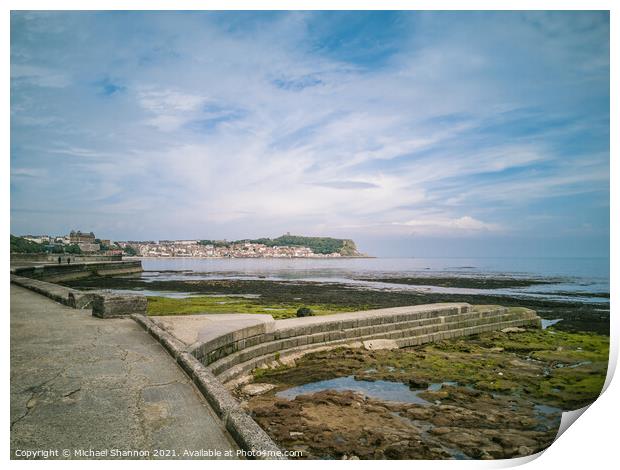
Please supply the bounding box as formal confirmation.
[61,277,610,334]
[145,295,358,319]
[250,328,607,410]
[240,328,608,459]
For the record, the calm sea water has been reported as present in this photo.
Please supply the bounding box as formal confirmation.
[137,257,609,304]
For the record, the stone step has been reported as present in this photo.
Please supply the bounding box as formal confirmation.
[217,315,539,386]
[273,303,474,339]
[213,311,539,384]
[198,306,508,367]
[207,308,515,375]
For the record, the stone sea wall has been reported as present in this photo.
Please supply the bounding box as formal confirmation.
[10,253,123,264]
[11,260,142,282]
[10,274,147,317]
[188,304,541,387]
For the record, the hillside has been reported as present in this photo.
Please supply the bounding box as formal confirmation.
[10,235,45,253]
[199,234,362,256]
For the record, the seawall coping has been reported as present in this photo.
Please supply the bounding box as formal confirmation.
[225,410,286,460]
[10,274,101,310]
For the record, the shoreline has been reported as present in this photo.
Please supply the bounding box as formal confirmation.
[62,276,610,335]
[126,255,376,260]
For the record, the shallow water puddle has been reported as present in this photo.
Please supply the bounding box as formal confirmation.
[109,288,198,298]
[534,403,562,415]
[534,403,562,431]
[542,318,563,329]
[275,376,456,404]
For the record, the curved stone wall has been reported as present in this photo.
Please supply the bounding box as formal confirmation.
[172,303,541,388]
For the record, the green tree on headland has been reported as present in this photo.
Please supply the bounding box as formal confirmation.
[199,234,360,255]
[123,245,138,256]
[64,244,82,254]
[10,235,45,253]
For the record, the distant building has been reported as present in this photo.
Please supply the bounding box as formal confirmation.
[69,230,96,244]
[23,235,50,244]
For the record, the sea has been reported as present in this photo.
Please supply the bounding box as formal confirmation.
[134,257,609,305]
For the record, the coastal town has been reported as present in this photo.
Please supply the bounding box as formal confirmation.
[124,240,346,258]
[14,231,361,258]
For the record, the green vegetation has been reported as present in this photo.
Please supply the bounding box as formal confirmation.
[251,234,358,255]
[122,245,138,256]
[296,306,314,317]
[146,295,359,319]
[10,235,45,253]
[64,244,82,254]
[10,235,85,255]
[253,328,608,410]
[199,234,360,255]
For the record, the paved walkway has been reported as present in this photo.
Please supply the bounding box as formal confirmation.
[10,285,238,459]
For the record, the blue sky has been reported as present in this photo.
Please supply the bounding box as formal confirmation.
[10,11,610,257]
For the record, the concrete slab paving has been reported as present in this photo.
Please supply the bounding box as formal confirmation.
[152,313,275,347]
[10,285,238,460]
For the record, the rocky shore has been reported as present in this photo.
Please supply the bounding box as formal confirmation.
[245,387,557,459]
[235,328,608,459]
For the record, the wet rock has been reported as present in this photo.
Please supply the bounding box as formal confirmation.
[429,427,451,435]
[501,327,526,333]
[274,400,294,409]
[353,374,376,382]
[404,407,432,421]
[363,339,399,351]
[408,377,429,389]
[242,383,277,396]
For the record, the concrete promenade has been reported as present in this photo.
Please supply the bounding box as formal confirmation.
[10,285,238,459]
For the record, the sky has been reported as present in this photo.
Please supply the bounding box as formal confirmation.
[10,11,610,257]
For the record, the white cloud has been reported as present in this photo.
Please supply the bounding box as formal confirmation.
[396,216,502,234]
[11,64,70,88]
[137,88,205,113]
[136,88,207,131]
[11,167,48,178]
